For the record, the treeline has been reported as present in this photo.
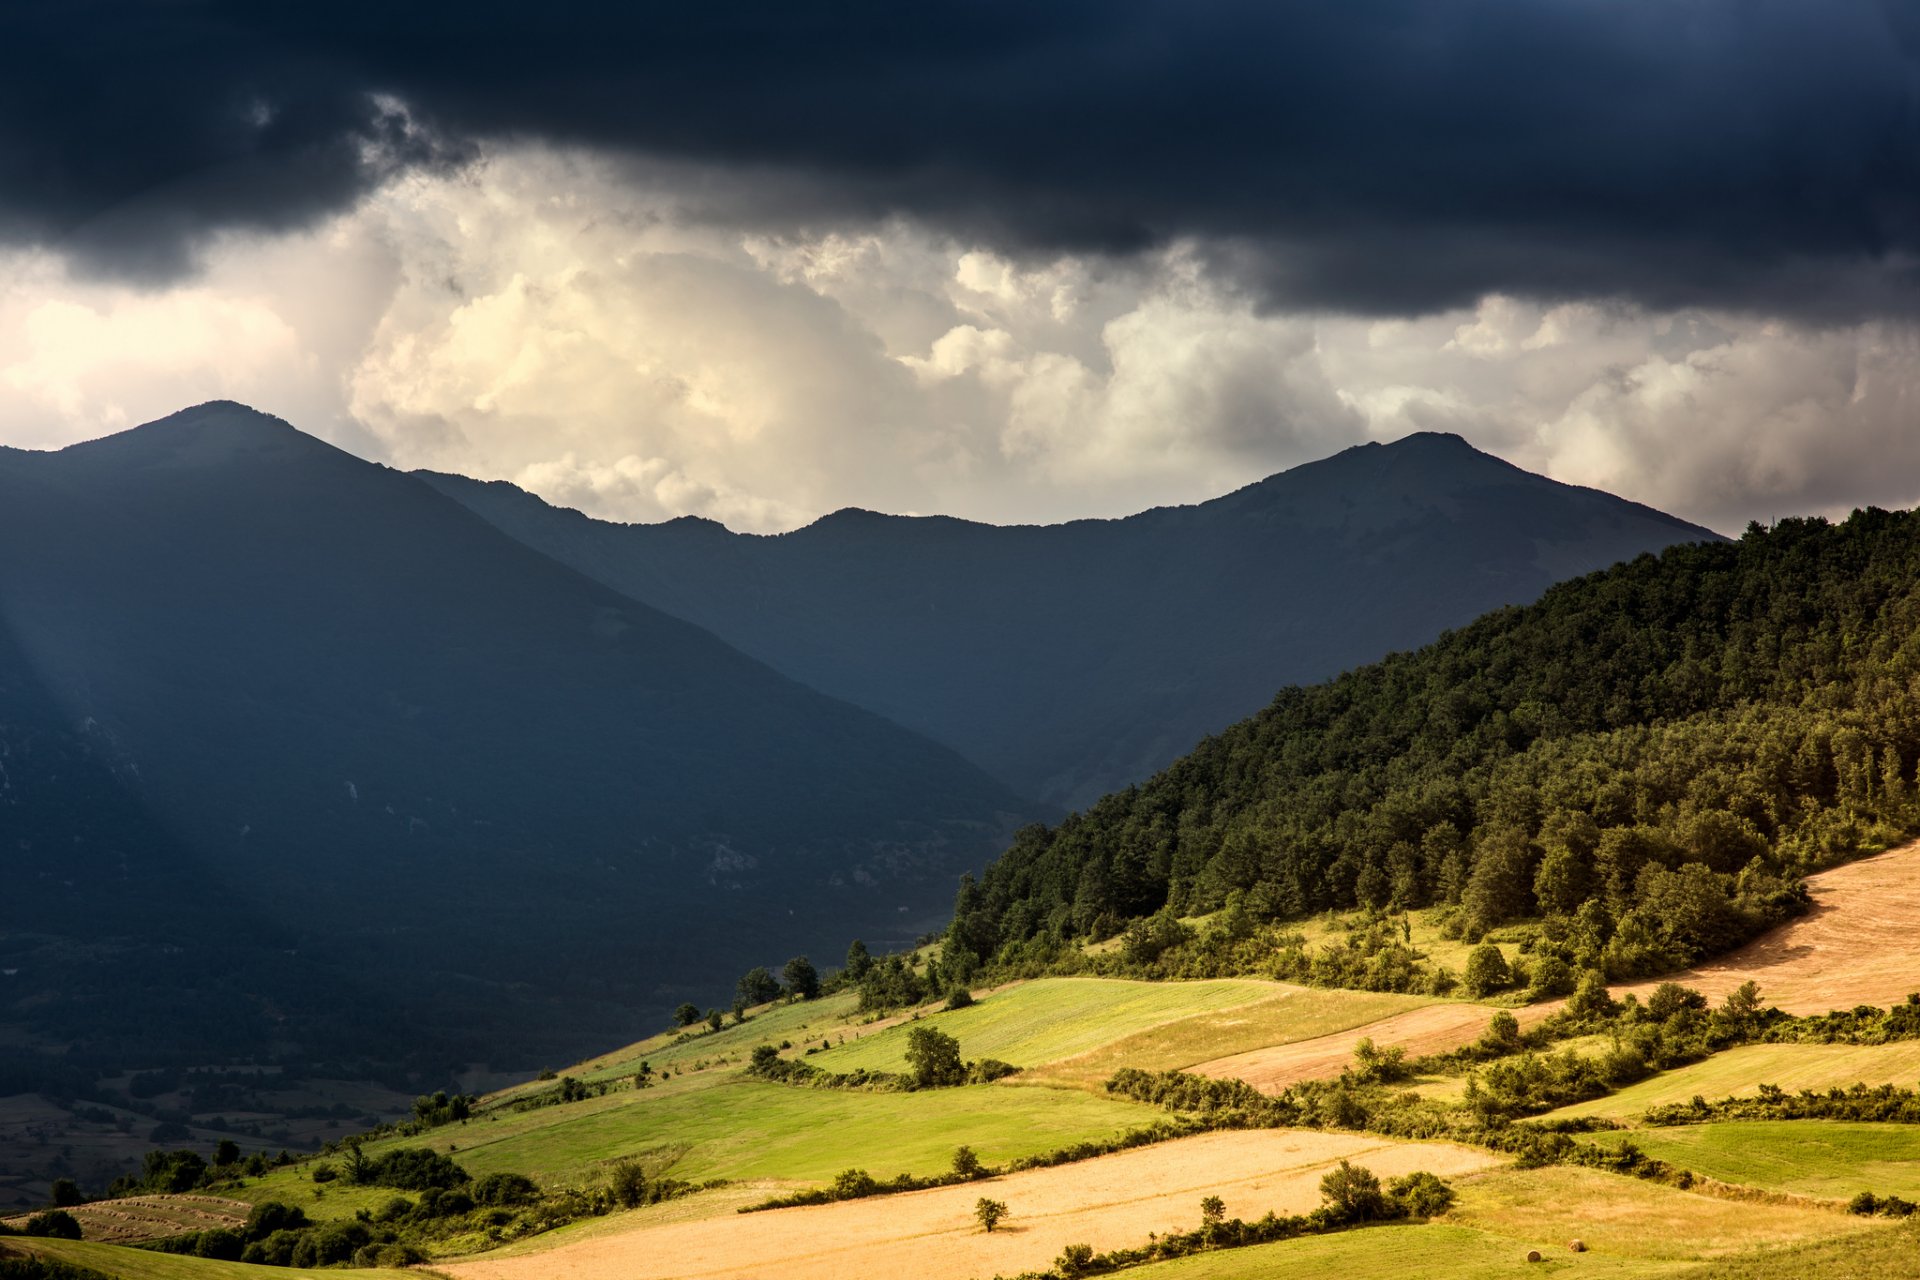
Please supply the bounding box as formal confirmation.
[941,511,1920,984]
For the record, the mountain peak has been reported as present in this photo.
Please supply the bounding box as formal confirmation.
[56,401,338,472]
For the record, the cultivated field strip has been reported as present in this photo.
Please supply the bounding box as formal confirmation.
[439,1130,1501,1280]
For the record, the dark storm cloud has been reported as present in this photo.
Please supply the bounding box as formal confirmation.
[6,0,1919,312]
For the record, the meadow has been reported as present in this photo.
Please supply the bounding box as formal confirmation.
[1547,1042,1920,1121]
[1589,1121,1920,1201]
[2,1238,415,1280]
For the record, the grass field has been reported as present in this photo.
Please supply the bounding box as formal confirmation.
[1,1238,418,1280]
[807,978,1296,1074]
[0,1194,249,1245]
[1447,1165,1882,1259]
[231,1068,1159,1219]
[1683,1217,1920,1278]
[1589,1121,1920,1201]
[1117,1222,1686,1279]
[1547,1042,1920,1121]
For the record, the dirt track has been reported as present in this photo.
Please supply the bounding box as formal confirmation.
[440,1131,1500,1280]
[1612,840,1920,1015]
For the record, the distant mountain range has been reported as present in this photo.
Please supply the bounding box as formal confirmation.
[0,403,1027,1078]
[0,405,1717,1098]
[425,433,1719,808]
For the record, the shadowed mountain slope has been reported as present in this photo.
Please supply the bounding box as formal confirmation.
[424,434,1719,807]
[0,403,1028,1067]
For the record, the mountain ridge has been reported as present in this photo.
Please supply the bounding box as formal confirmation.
[422,434,1721,807]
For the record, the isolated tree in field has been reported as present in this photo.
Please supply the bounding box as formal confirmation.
[738,966,782,1007]
[973,1197,1007,1232]
[1199,1194,1225,1224]
[905,1024,966,1087]
[1462,943,1512,997]
[673,1002,701,1028]
[784,955,821,1000]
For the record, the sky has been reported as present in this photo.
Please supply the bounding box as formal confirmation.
[4,1,1920,534]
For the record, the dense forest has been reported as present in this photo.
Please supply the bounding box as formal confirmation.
[938,509,1920,988]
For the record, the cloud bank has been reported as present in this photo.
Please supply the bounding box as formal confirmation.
[5,1,1920,318]
[6,150,1919,535]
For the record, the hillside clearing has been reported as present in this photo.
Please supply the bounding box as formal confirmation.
[0,1194,248,1244]
[1612,842,1920,1015]
[1589,1122,1920,1201]
[439,1129,1501,1280]
[1547,1042,1920,1121]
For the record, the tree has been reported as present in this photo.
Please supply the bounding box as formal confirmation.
[952,1146,982,1179]
[673,1002,701,1028]
[48,1178,83,1208]
[23,1210,82,1239]
[214,1139,241,1167]
[784,955,821,1000]
[904,1025,966,1087]
[738,966,783,1007]
[973,1197,1008,1232]
[845,939,874,981]
[1462,944,1511,997]
[705,1008,723,1032]
[1199,1194,1226,1224]
[1319,1160,1387,1222]
[1387,1171,1455,1217]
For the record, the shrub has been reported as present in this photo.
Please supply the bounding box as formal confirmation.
[1387,1171,1455,1217]
[21,1212,80,1241]
[945,986,975,1010]
[1463,945,1512,997]
[1318,1161,1387,1222]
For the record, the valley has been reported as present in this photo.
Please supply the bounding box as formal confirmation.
[13,837,1920,1279]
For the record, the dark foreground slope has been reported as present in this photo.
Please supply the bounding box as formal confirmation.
[0,403,1027,1067]
[943,509,1920,986]
[425,433,1717,807]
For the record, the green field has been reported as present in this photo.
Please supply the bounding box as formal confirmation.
[1548,1042,1920,1121]
[810,977,1345,1074]
[1591,1121,1920,1201]
[1119,1222,1685,1279]
[1684,1217,1920,1278]
[232,1068,1158,1218]
[1447,1166,1882,1260]
[3,1238,416,1280]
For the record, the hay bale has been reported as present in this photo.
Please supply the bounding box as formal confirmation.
[1569,1238,1587,1252]
[1525,1249,1543,1263]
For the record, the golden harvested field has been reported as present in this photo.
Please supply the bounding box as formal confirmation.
[440,1130,1502,1280]
[0,1193,249,1244]
[1614,842,1920,1015]
[1189,1002,1555,1094]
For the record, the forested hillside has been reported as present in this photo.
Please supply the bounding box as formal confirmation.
[425,433,1714,807]
[942,509,1920,986]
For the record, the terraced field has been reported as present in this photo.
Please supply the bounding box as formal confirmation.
[1589,1122,1920,1201]
[1549,1042,1920,1121]
[232,1068,1158,1220]
[440,1129,1502,1280]
[0,1193,248,1244]
[809,977,1315,1074]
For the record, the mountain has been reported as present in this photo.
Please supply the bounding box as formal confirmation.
[422,433,1720,808]
[0,403,1029,1074]
[943,508,1920,990]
